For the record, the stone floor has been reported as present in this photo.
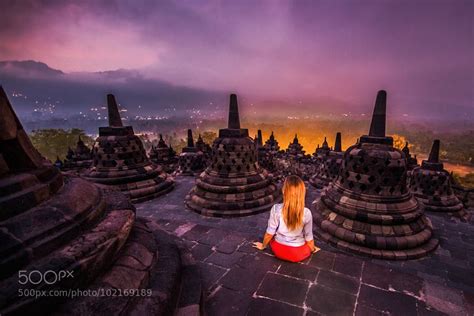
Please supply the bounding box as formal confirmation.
[136,177,474,316]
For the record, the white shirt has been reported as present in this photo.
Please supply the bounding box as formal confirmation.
[265,203,313,247]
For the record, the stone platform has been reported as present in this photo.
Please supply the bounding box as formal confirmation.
[137,176,474,315]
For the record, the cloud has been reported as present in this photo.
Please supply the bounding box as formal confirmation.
[0,0,472,118]
[0,60,225,116]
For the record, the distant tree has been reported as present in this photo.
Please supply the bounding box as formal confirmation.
[391,134,407,150]
[29,128,94,162]
[453,172,474,189]
[201,131,217,144]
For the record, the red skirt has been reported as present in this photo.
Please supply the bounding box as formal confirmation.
[270,239,312,263]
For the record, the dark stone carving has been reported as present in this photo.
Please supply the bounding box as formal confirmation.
[313,90,439,260]
[83,94,174,203]
[310,133,344,189]
[0,88,201,315]
[178,129,206,175]
[149,134,178,173]
[62,136,93,171]
[409,140,467,218]
[402,142,419,171]
[186,94,281,217]
[286,134,305,158]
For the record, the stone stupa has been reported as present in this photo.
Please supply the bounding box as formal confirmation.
[402,141,419,171]
[185,94,281,217]
[62,136,93,171]
[286,134,305,158]
[195,134,212,165]
[313,90,439,260]
[264,131,280,152]
[178,129,206,175]
[309,132,344,189]
[409,140,466,218]
[314,137,331,158]
[0,86,201,315]
[83,94,174,203]
[149,134,178,173]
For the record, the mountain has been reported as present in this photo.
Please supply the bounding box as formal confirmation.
[0,60,225,117]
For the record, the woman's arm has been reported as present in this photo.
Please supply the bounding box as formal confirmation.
[306,239,320,253]
[253,205,278,250]
[303,210,320,253]
[252,233,274,250]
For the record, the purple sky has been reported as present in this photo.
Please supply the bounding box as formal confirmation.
[0,0,472,116]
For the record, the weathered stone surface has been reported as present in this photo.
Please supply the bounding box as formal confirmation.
[136,176,473,316]
[306,284,356,316]
[178,129,206,175]
[247,297,304,316]
[313,90,438,259]
[61,136,93,172]
[256,273,309,305]
[0,90,201,316]
[206,286,251,316]
[409,140,466,218]
[316,270,359,294]
[310,133,344,189]
[83,94,174,203]
[277,262,319,282]
[186,94,281,217]
[358,284,418,316]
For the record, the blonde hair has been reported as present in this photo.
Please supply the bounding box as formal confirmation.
[282,175,306,231]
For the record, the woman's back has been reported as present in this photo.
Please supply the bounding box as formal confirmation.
[266,203,313,247]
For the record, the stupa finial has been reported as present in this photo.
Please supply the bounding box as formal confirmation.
[428,139,440,163]
[228,94,241,129]
[368,90,387,137]
[334,132,342,152]
[257,130,263,146]
[0,86,44,170]
[187,129,195,148]
[107,94,123,127]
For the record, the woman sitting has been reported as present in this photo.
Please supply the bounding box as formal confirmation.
[253,175,320,262]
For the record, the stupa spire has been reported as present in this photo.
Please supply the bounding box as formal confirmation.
[334,132,342,152]
[228,94,240,129]
[187,129,195,147]
[0,86,43,170]
[368,90,387,137]
[428,139,440,163]
[107,94,123,127]
[322,136,329,149]
[257,130,263,146]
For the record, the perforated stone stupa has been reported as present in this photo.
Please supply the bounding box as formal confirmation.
[178,129,206,175]
[62,136,93,171]
[313,90,439,259]
[195,134,212,165]
[185,94,281,217]
[409,140,466,218]
[83,94,174,203]
[402,141,419,170]
[309,132,344,189]
[149,134,178,173]
[256,130,274,171]
[286,134,305,158]
[313,137,331,158]
[264,131,280,152]
[0,87,201,315]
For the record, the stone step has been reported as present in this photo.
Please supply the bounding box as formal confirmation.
[0,182,50,220]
